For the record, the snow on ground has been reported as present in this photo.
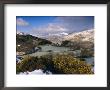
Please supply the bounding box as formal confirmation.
[18,69,52,75]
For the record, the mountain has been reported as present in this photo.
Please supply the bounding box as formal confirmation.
[63,29,94,43]
[45,32,68,44]
[46,29,94,44]
[46,35,64,44]
[17,31,28,35]
[16,33,52,53]
[17,29,94,46]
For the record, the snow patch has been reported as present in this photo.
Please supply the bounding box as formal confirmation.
[18,69,52,75]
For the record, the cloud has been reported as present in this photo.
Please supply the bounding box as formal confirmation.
[17,18,29,26]
[54,16,94,33]
[45,23,67,33]
[30,23,68,37]
[17,16,94,37]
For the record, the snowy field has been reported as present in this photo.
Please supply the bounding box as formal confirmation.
[19,69,52,75]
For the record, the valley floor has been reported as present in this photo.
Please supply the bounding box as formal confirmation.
[16,45,94,75]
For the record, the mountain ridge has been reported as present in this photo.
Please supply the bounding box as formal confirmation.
[46,29,94,44]
[64,29,94,42]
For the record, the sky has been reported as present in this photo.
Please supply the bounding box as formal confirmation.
[16,16,94,37]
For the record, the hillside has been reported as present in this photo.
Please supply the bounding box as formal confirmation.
[16,34,52,54]
[63,29,94,43]
[46,29,94,44]
[16,29,94,54]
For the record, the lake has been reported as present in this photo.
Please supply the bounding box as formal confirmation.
[17,45,94,65]
[29,45,71,57]
[39,45,71,52]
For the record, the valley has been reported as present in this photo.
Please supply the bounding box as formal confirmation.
[16,29,94,74]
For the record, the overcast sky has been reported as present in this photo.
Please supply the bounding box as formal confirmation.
[16,16,94,37]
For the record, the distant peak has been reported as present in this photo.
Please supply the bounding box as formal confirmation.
[16,31,29,35]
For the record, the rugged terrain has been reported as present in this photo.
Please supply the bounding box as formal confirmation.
[46,29,94,44]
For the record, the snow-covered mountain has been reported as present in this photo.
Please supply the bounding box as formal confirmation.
[17,31,29,35]
[64,29,94,42]
[17,29,94,44]
[46,35,64,44]
[46,29,94,44]
[46,32,68,44]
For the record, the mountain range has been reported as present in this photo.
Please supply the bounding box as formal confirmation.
[46,29,94,44]
[17,29,94,45]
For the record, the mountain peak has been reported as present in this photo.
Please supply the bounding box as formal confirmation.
[46,29,94,44]
[64,29,94,42]
[16,31,29,35]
